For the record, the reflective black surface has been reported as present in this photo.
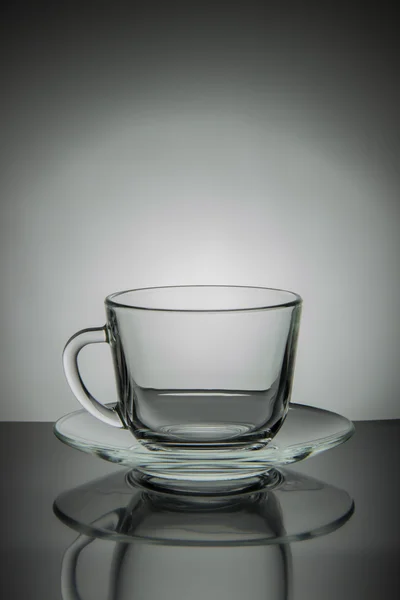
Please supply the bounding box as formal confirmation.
[0,420,399,598]
[53,467,354,547]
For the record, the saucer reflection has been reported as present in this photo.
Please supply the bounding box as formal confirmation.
[56,468,354,599]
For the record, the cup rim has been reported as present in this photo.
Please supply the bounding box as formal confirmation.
[105,285,302,313]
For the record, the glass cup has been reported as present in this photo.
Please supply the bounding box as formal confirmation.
[63,285,302,453]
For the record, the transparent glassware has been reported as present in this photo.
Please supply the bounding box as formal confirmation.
[54,402,355,492]
[63,285,302,455]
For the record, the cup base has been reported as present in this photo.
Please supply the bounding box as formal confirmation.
[134,424,274,452]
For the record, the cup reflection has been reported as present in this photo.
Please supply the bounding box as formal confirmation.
[60,483,292,600]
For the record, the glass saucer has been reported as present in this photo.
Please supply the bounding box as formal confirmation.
[54,403,354,492]
[54,467,354,545]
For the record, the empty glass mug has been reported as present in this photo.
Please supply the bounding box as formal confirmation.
[63,286,302,452]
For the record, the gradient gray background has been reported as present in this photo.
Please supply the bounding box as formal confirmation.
[1,1,399,421]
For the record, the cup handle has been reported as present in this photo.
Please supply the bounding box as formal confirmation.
[62,327,124,428]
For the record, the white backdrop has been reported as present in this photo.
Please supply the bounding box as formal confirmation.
[1,3,399,421]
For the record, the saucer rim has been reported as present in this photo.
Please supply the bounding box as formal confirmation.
[54,402,355,468]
